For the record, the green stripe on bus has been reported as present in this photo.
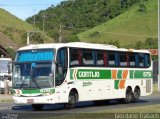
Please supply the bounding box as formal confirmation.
[70,69,152,80]
[114,80,120,89]
[117,70,122,79]
[22,89,40,94]
[21,88,55,94]
[70,69,74,80]
[130,70,152,79]
[76,69,111,80]
[130,70,134,78]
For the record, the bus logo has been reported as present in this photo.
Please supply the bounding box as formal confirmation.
[78,71,100,78]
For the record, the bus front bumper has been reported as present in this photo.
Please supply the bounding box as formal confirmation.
[13,95,56,104]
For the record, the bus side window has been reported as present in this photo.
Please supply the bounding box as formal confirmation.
[70,48,79,66]
[108,52,116,67]
[119,53,128,67]
[57,48,67,67]
[82,49,94,66]
[56,48,68,86]
[96,51,105,66]
[135,53,139,67]
[139,53,145,67]
[144,54,150,67]
[103,51,108,66]
[129,53,136,67]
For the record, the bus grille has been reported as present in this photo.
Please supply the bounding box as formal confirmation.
[146,80,151,93]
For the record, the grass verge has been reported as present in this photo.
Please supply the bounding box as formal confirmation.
[0,99,13,103]
[102,104,160,113]
[41,104,160,119]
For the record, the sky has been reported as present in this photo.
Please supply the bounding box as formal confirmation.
[0,0,64,20]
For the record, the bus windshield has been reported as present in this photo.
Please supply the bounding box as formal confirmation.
[12,49,54,89]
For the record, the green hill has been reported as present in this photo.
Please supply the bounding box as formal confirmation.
[26,0,141,42]
[78,0,158,48]
[0,8,53,50]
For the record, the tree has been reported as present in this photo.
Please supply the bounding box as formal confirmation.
[144,38,157,49]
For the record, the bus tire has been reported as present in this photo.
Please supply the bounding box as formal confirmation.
[32,104,44,111]
[64,91,78,109]
[132,88,140,103]
[125,87,133,104]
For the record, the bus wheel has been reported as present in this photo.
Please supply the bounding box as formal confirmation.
[125,88,133,104]
[132,88,140,103]
[32,104,44,111]
[64,92,78,109]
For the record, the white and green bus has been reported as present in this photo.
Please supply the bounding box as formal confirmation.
[12,42,152,110]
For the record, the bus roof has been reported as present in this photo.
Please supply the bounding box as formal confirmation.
[18,42,150,54]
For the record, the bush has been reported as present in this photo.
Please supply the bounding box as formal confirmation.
[108,40,120,48]
[145,38,157,49]
[134,38,157,49]
[138,3,147,12]
[68,35,80,42]
[89,31,99,37]
[135,41,144,49]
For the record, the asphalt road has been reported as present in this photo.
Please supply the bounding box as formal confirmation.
[0,94,160,119]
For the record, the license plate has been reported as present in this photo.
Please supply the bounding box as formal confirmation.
[27,99,34,103]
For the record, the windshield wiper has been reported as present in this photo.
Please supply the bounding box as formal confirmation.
[32,78,41,89]
[19,77,27,89]
[30,67,42,89]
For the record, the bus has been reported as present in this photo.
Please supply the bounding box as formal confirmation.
[12,42,152,110]
[0,57,12,94]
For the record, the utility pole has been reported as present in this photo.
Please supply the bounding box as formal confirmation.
[59,25,62,42]
[27,32,30,45]
[42,13,45,31]
[158,0,160,91]
[33,9,36,29]
[27,31,39,45]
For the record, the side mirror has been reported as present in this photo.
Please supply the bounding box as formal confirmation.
[8,62,13,74]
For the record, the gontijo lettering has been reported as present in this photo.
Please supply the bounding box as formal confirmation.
[78,71,100,78]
